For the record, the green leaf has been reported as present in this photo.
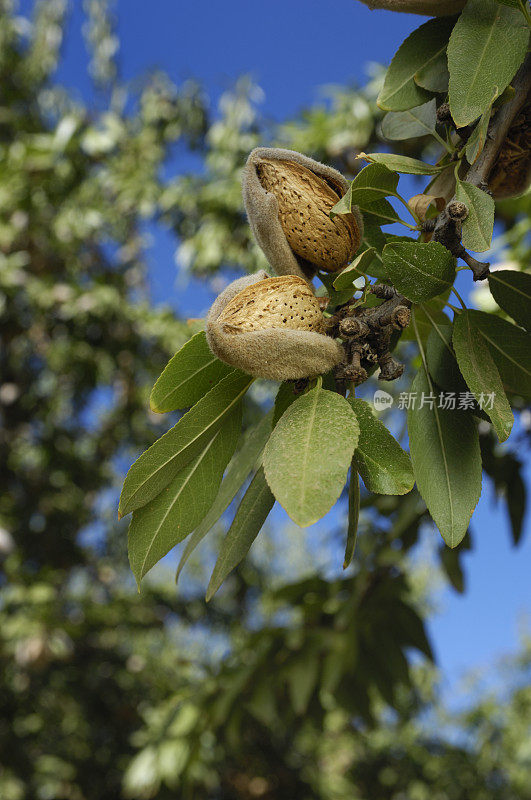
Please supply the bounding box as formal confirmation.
[488,270,531,331]
[359,152,442,176]
[401,296,451,343]
[350,398,414,495]
[378,17,455,111]
[262,387,359,527]
[408,365,482,548]
[448,0,529,127]
[128,406,242,585]
[149,331,234,413]
[453,310,514,442]
[331,163,399,217]
[465,310,531,397]
[507,471,526,546]
[359,198,403,226]
[465,96,495,165]
[344,466,360,569]
[343,466,360,569]
[205,466,274,601]
[333,249,375,291]
[360,222,389,279]
[393,600,433,660]
[382,241,456,303]
[415,50,449,94]
[174,411,273,584]
[119,371,253,517]
[455,179,495,252]
[381,99,437,141]
[272,380,299,426]
[426,322,468,393]
[285,655,319,715]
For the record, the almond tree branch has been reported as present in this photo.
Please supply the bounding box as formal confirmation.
[466,53,531,189]
[431,53,531,281]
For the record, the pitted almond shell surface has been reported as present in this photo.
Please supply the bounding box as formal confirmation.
[255,157,361,272]
[216,276,325,334]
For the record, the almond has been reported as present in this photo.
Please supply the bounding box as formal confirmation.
[206,271,343,381]
[255,157,361,273]
[217,276,325,333]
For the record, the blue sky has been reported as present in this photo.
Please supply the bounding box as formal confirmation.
[34,0,530,698]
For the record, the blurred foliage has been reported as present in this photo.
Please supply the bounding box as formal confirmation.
[0,1,529,798]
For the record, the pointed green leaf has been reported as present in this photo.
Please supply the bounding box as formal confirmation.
[448,0,529,127]
[331,163,399,217]
[378,17,455,111]
[272,380,299,426]
[344,466,360,569]
[507,471,526,546]
[349,398,414,495]
[263,387,359,527]
[415,49,449,94]
[333,249,376,291]
[426,322,468,393]
[360,152,442,176]
[465,96,495,165]
[467,310,531,397]
[175,411,273,584]
[150,331,235,413]
[455,179,495,252]
[488,270,531,331]
[206,466,274,600]
[382,241,456,303]
[401,296,450,343]
[360,222,388,279]
[381,99,437,141]
[453,310,513,442]
[128,407,242,585]
[359,198,403,226]
[119,371,253,517]
[408,365,482,548]
[285,655,319,715]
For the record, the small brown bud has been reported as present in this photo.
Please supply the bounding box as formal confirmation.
[436,102,453,125]
[206,272,343,381]
[447,201,468,221]
[339,316,370,338]
[391,305,411,330]
[378,353,404,382]
[336,363,368,386]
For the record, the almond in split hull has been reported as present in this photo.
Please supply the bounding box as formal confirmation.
[216,276,326,334]
[256,158,361,273]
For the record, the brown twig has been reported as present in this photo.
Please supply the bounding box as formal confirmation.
[333,286,411,387]
[466,53,531,190]
[432,53,531,281]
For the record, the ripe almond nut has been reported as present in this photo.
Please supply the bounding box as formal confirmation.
[243,147,363,282]
[217,275,326,334]
[256,157,361,273]
[206,271,344,381]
